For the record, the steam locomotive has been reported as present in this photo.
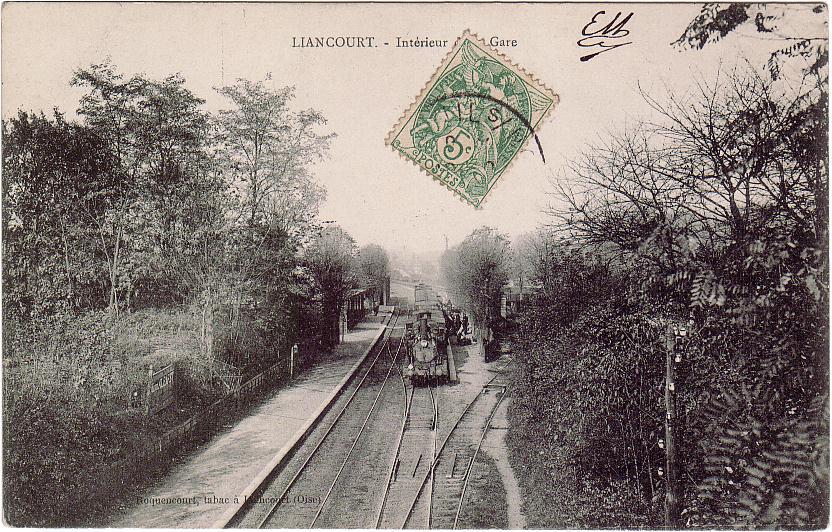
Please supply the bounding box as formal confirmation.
[403,283,450,385]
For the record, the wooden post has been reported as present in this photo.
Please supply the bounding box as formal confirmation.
[290,344,298,379]
[664,325,681,528]
[448,452,457,479]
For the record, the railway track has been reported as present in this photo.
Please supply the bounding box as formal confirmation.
[376,383,437,529]
[448,386,507,529]
[310,332,408,528]
[229,311,406,529]
[399,375,508,530]
[378,285,514,530]
[229,299,515,529]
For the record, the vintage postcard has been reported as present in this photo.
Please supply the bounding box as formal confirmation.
[2,2,828,529]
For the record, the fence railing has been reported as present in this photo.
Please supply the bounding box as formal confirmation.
[85,352,298,506]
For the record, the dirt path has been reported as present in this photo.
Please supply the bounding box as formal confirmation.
[481,397,528,529]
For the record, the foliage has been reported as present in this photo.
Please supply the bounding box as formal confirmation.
[2,309,203,526]
[511,248,666,519]
[518,25,829,526]
[358,243,391,291]
[2,64,373,526]
[674,4,828,81]
[214,78,331,235]
[303,225,359,346]
[440,227,511,326]
[70,62,217,312]
[3,110,115,317]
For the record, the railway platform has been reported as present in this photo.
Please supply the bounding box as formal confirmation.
[447,342,459,382]
[104,311,392,529]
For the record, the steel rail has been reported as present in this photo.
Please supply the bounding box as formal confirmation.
[399,373,502,528]
[452,385,508,529]
[427,382,437,529]
[397,383,437,530]
[309,331,406,527]
[373,336,413,528]
[255,311,401,529]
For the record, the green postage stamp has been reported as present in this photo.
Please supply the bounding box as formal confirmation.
[386,31,559,207]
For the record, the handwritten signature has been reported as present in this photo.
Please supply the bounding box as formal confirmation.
[578,10,634,62]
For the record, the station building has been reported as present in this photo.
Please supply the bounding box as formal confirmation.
[339,277,392,339]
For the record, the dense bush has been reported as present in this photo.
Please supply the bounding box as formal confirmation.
[508,25,827,523]
[3,311,169,525]
[511,242,827,527]
[509,254,665,527]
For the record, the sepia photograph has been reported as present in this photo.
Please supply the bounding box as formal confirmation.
[1,2,829,528]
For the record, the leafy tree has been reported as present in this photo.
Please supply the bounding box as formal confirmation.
[127,73,218,307]
[214,78,332,235]
[204,77,335,366]
[2,110,117,317]
[2,63,345,526]
[553,66,826,316]
[358,244,390,291]
[540,19,828,525]
[71,62,219,312]
[666,5,829,526]
[441,227,511,326]
[303,226,359,347]
[69,62,144,312]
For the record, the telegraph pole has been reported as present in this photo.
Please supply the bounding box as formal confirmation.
[664,324,682,528]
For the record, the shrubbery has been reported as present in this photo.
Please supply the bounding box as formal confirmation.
[510,240,827,527]
[3,310,173,525]
[506,52,828,528]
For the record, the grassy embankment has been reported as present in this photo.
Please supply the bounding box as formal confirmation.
[4,308,228,526]
[455,451,509,528]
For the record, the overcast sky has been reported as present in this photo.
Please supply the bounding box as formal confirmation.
[3,2,797,253]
